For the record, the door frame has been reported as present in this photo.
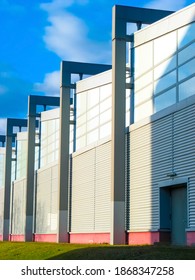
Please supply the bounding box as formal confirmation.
[158,177,188,244]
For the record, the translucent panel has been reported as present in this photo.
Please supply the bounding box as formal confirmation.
[77,124,86,137]
[100,83,112,101]
[87,106,99,120]
[178,42,195,65]
[135,41,153,77]
[135,84,153,106]
[154,31,177,65]
[100,122,111,139]
[77,92,87,117]
[178,22,195,49]
[87,129,99,145]
[87,116,99,131]
[76,136,86,150]
[154,70,176,95]
[135,71,153,92]
[100,109,111,125]
[87,88,99,109]
[77,114,86,126]
[134,100,153,122]
[154,56,176,80]
[154,88,176,113]
[178,59,195,81]
[16,139,27,180]
[100,97,111,113]
[179,76,195,101]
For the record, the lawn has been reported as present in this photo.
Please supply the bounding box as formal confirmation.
[0,242,195,260]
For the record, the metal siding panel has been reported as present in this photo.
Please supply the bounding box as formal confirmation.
[95,141,111,232]
[71,141,111,233]
[0,188,4,234]
[129,114,173,231]
[173,104,195,228]
[35,164,58,233]
[12,179,26,234]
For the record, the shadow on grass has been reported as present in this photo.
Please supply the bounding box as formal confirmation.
[47,245,195,260]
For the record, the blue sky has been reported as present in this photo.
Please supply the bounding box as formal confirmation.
[0,0,194,134]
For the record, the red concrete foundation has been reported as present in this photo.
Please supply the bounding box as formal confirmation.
[10,235,25,242]
[33,234,57,243]
[128,232,160,245]
[0,234,2,241]
[186,231,195,246]
[70,233,110,244]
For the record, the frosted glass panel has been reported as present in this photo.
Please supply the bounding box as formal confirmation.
[135,85,153,106]
[135,41,153,77]
[178,22,195,49]
[154,56,176,80]
[154,31,177,65]
[135,71,153,92]
[135,100,153,122]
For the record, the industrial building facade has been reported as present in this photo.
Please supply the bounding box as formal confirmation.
[0,4,195,246]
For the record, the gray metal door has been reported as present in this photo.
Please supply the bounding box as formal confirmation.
[171,187,187,245]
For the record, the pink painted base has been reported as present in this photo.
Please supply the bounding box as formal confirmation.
[33,234,57,243]
[128,232,160,245]
[10,235,25,242]
[70,233,110,244]
[186,232,195,246]
[0,234,2,241]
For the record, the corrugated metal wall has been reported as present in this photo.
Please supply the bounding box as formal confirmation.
[11,179,26,234]
[0,188,4,235]
[35,164,58,234]
[173,104,195,228]
[128,103,195,231]
[71,140,111,233]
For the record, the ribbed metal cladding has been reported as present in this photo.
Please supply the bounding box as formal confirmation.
[71,140,111,233]
[129,115,173,231]
[0,188,4,235]
[35,164,58,234]
[11,179,26,234]
[173,104,195,228]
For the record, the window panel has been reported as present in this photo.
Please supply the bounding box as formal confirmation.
[154,56,176,80]
[135,100,153,122]
[178,58,195,81]
[100,84,112,101]
[154,88,176,113]
[179,76,195,101]
[154,70,176,95]
[135,71,153,92]
[135,85,153,106]
[178,42,195,65]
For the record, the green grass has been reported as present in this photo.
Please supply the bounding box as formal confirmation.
[0,242,195,260]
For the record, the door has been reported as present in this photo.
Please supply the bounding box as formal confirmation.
[171,186,187,245]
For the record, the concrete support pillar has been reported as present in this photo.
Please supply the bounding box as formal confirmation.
[3,119,27,241]
[57,64,71,242]
[25,98,36,241]
[3,130,12,241]
[111,6,126,245]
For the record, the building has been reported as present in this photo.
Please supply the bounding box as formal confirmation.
[0,3,194,246]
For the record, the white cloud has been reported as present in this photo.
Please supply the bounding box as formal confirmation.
[0,119,7,135]
[40,0,111,63]
[34,70,60,96]
[145,0,186,11]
